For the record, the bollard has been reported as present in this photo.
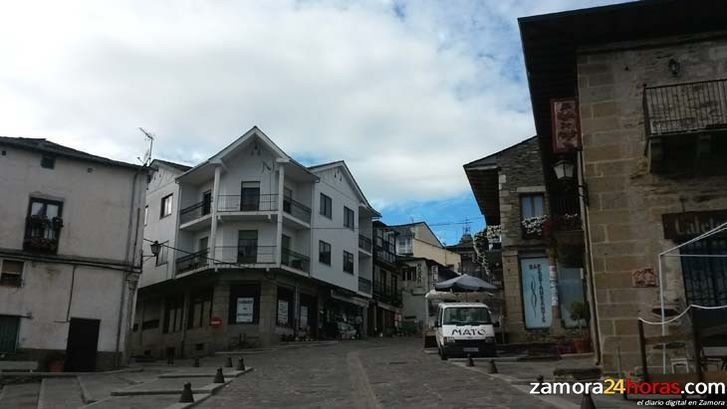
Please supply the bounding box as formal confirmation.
[488,359,498,374]
[536,375,544,384]
[237,357,246,371]
[193,357,200,368]
[466,354,474,367]
[214,367,225,383]
[580,392,595,409]
[225,356,233,368]
[179,382,194,403]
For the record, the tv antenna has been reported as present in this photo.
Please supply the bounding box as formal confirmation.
[137,128,155,166]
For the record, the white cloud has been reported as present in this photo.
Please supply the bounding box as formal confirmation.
[0,0,621,206]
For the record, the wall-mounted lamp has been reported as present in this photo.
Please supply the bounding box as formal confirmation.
[553,159,589,207]
[668,58,680,77]
[143,240,162,264]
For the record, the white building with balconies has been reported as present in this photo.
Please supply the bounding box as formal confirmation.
[132,127,378,357]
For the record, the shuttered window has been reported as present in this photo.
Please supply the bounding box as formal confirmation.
[0,315,20,353]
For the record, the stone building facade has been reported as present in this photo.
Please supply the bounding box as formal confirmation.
[465,137,587,343]
[520,0,727,372]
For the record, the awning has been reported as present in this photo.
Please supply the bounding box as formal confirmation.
[330,290,370,308]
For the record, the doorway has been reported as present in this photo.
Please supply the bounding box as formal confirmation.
[65,318,100,372]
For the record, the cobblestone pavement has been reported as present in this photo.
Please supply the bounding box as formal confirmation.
[198,338,555,409]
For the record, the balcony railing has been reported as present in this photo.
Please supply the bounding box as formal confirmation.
[644,79,727,137]
[176,249,209,274]
[358,277,372,294]
[372,283,402,306]
[281,248,310,272]
[375,246,397,264]
[179,200,212,225]
[214,245,276,265]
[283,197,311,223]
[217,194,278,212]
[358,235,372,252]
[24,216,62,253]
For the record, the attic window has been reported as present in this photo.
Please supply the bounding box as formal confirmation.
[41,155,55,169]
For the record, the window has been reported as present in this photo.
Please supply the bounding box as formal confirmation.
[283,187,293,213]
[187,288,213,329]
[24,198,63,253]
[202,191,212,216]
[229,284,260,324]
[41,155,55,169]
[320,194,332,218]
[276,286,294,327]
[343,251,354,274]
[319,241,331,265]
[0,315,20,353]
[163,295,184,333]
[238,230,258,264]
[240,181,260,211]
[402,266,416,282]
[344,206,354,229]
[144,205,149,226]
[397,236,412,255]
[0,260,23,287]
[156,240,169,266]
[520,194,545,220]
[160,194,173,218]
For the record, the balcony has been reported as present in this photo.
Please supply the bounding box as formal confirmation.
[358,277,372,294]
[175,249,209,275]
[282,197,311,223]
[372,284,402,306]
[644,79,727,137]
[179,200,211,225]
[217,194,278,213]
[23,216,62,253]
[281,248,310,273]
[358,235,372,253]
[214,245,276,266]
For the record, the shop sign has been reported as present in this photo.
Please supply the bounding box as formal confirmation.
[520,257,552,329]
[300,305,308,329]
[662,210,727,242]
[236,297,254,323]
[277,300,289,326]
[551,97,581,153]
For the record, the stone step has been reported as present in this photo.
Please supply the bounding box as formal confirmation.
[38,377,84,409]
[0,382,41,409]
[77,374,135,404]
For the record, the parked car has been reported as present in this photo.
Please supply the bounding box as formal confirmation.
[337,322,357,340]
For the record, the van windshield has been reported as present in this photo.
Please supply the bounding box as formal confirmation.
[442,307,491,325]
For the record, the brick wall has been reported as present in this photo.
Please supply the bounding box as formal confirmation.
[577,33,727,372]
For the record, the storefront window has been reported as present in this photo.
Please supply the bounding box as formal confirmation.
[228,284,260,324]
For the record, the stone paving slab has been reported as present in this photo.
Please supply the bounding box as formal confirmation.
[39,377,84,409]
[111,377,229,396]
[158,368,250,378]
[82,393,209,409]
[78,374,135,403]
[0,382,40,409]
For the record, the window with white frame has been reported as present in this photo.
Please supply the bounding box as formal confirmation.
[0,260,23,287]
[160,194,173,218]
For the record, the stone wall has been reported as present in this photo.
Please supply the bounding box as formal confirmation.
[494,137,552,342]
[577,33,727,372]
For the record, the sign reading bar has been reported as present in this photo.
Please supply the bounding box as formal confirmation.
[520,257,552,329]
[662,210,727,242]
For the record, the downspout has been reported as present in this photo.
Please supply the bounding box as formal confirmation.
[116,169,142,367]
[578,151,601,365]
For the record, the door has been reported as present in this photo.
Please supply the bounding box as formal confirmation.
[240,182,260,211]
[681,238,727,307]
[281,234,291,266]
[519,257,552,329]
[238,230,258,264]
[202,191,212,216]
[65,318,100,372]
[283,187,293,213]
[0,315,20,353]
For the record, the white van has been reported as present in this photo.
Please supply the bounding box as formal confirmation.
[434,302,496,359]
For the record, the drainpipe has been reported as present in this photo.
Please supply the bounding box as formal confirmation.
[577,151,601,365]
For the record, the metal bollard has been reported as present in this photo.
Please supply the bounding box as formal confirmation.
[237,357,246,371]
[213,367,225,383]
[466,354,474,367]
[179,382,194,403]
[488,359,498,374]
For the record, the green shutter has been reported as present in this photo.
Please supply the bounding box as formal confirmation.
[0,315,20,353]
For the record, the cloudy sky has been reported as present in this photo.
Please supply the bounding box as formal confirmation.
[0,0,622,244]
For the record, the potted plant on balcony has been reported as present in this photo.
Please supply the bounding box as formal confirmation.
[521,215,547,239]
[569,301,591,353]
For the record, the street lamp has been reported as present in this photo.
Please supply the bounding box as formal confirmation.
[142,240,162,264]
[553,159,589,207]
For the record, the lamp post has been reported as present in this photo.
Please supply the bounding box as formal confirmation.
[143,240,162,264]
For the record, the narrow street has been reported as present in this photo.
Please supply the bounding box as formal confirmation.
[198,338,551,409]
